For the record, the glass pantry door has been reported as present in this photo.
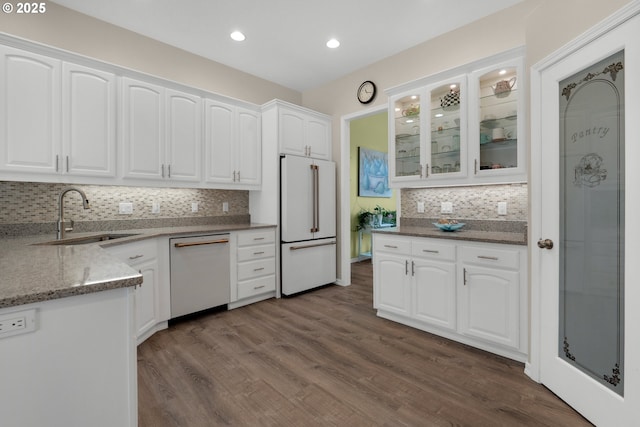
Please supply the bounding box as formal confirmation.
[536,11,640,425]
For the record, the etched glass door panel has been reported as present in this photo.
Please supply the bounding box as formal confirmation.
[559,51,624,395]
[393,93,421,178]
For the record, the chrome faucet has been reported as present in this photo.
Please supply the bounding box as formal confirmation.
[57,187,90,240]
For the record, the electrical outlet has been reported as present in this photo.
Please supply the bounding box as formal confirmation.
[498,202,507,216]
[151,201,160,214]
[0,309,36,339]
[222,202,229,213]
[441,202,453,214]
[119,202,133,215]
[191,202,199,213]
[417,201,425,213]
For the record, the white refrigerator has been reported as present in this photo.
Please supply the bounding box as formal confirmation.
[280,154,336,295]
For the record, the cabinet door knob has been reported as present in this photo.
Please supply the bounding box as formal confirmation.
[537,239,554,250]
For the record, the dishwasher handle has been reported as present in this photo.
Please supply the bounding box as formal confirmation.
[174,238,229,248]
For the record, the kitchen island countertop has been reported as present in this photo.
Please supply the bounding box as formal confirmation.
[0,223,276,309]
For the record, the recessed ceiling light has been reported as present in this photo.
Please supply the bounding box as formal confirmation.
[326,38,340,49]
[230,31,246,42]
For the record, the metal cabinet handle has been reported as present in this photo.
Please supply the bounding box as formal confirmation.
[411,260,415,276]
[168,164,171,178]
[290,241,336,250]
[161,164,165,178]
[474,159,478,175]
[463,268,468,285]
[422,249,439,254]
[254,285,265,290]
[477,255,499,261]
[384,244,398,249]
[237,170,240,181]
[254,267,265,272]
[129,254,144,260]
[253,251,265,255]
[537,239,554,250]
[174,239,229,248]
[405,260,409,275]
[56,155,59,172]
[254,237,265,241]
[425,163,429,178]
[66,156,69,173]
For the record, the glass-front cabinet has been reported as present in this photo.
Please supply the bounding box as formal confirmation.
[391,90,424,181]
[389,75,467,185]
[387,49,526,187]
[469,57,526,182]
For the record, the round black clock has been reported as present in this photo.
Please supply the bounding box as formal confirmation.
[357,80,377,104]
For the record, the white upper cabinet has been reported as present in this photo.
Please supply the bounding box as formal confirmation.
[121,77,165,180]
[278,104,331,160]
[165,88,202,182]
[121,78,202,183]
[204,99,261,189]
[387,49,525,187]
[468,56,526,183]
[63,62,117,178]
[0,46,118,180]
[0,46,61,175]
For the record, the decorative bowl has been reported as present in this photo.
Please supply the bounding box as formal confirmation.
[433,222,465,232]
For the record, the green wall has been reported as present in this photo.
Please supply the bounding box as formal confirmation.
[350,112,396,258]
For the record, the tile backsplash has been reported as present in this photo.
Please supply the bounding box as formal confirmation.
[0,181,249,234]
[401,183,527,221]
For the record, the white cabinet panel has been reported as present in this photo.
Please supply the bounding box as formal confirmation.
[121,77,164,180]
[413,258,457,331]
[63,62,116,177]
[231,228,277,308]
[459,265,520,349]
[279,108,306,156]
[0,46,60,174]
[278,103,331,160]
[205,99,261,189]
[375,252,411,316]
[307,116,331,159]
[165,89,202,182]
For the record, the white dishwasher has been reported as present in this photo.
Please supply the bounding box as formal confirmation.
[170,234,230,319]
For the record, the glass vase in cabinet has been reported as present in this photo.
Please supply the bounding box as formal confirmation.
[469,58,526,182]
[389,90,424,182]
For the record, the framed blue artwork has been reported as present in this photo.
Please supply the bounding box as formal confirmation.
[358,147,391,197]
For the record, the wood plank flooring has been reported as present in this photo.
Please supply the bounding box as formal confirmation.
[138,260,591,426]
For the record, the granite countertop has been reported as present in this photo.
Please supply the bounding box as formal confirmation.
[0,223,276,309]
[371,221,527,246]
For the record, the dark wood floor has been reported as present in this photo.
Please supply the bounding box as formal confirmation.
[138,260,591,426]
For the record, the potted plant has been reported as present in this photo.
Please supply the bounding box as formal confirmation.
[356,209,375,231]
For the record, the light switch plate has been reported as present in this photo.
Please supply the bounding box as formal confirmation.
[441,202,453,214]
[191,202,199,213]
[417,201,425,213]
[222,202,229,213]
[151,201,160,214]
[498,201,507,215]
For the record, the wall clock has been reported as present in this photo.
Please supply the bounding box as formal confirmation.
[357,80,377,104]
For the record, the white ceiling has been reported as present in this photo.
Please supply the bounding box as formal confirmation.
[50,0,523,92]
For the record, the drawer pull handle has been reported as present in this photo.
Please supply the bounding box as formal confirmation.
[254,237,265,240]
[254,285,265,290]
[405,260,409,275]
[384,244,398,249]
[477,255,499,261]
[290,241,336,250]
[422,249,439,254]
[254,267,265,272]
[253,251,265,255]
[129,254,144,260]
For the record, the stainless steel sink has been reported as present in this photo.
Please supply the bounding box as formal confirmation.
[38,233,140,246]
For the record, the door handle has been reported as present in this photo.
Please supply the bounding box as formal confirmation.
[537,239,554,250]
[289,241,336,251]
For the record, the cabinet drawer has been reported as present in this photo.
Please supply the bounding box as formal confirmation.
[238,258,276,281]
[105,239,157,265]
[460,245,520,270]
[412,240,456,261]
[237,275,276,299]
[238,230,275,247]
[238,244,276,262]
[374,235,411,255]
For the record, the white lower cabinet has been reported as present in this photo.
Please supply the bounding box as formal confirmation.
[229,228,277,309]
[105,238,167,344]
[373,233,527,362]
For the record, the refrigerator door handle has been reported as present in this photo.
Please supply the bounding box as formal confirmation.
[310,164,319,233]
[289,241,337,251]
